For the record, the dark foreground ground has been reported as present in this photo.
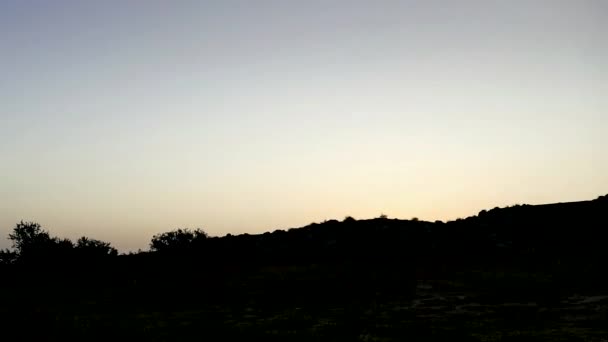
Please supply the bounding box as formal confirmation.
[2,267,607,342]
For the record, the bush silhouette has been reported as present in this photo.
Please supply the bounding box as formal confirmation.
[76,237,118,257]
[0,249,17,265]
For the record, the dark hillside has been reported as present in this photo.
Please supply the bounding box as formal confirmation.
[1,195,607,341]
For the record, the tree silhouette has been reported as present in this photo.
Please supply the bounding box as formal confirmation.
[7,221,62,263]
[150,228,208,252]
[4,221,119,265]
[8,221,52,253]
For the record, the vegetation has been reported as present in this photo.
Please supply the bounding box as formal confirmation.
[0,195,607,340]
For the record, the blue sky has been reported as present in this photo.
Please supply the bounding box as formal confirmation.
[1,0,606,251]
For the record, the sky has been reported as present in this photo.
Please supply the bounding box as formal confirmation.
[1,0,606,252]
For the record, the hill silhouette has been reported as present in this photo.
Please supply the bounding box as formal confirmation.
[1,194,607,341]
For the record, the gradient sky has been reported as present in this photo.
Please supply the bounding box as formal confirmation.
[1,0,607,251]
